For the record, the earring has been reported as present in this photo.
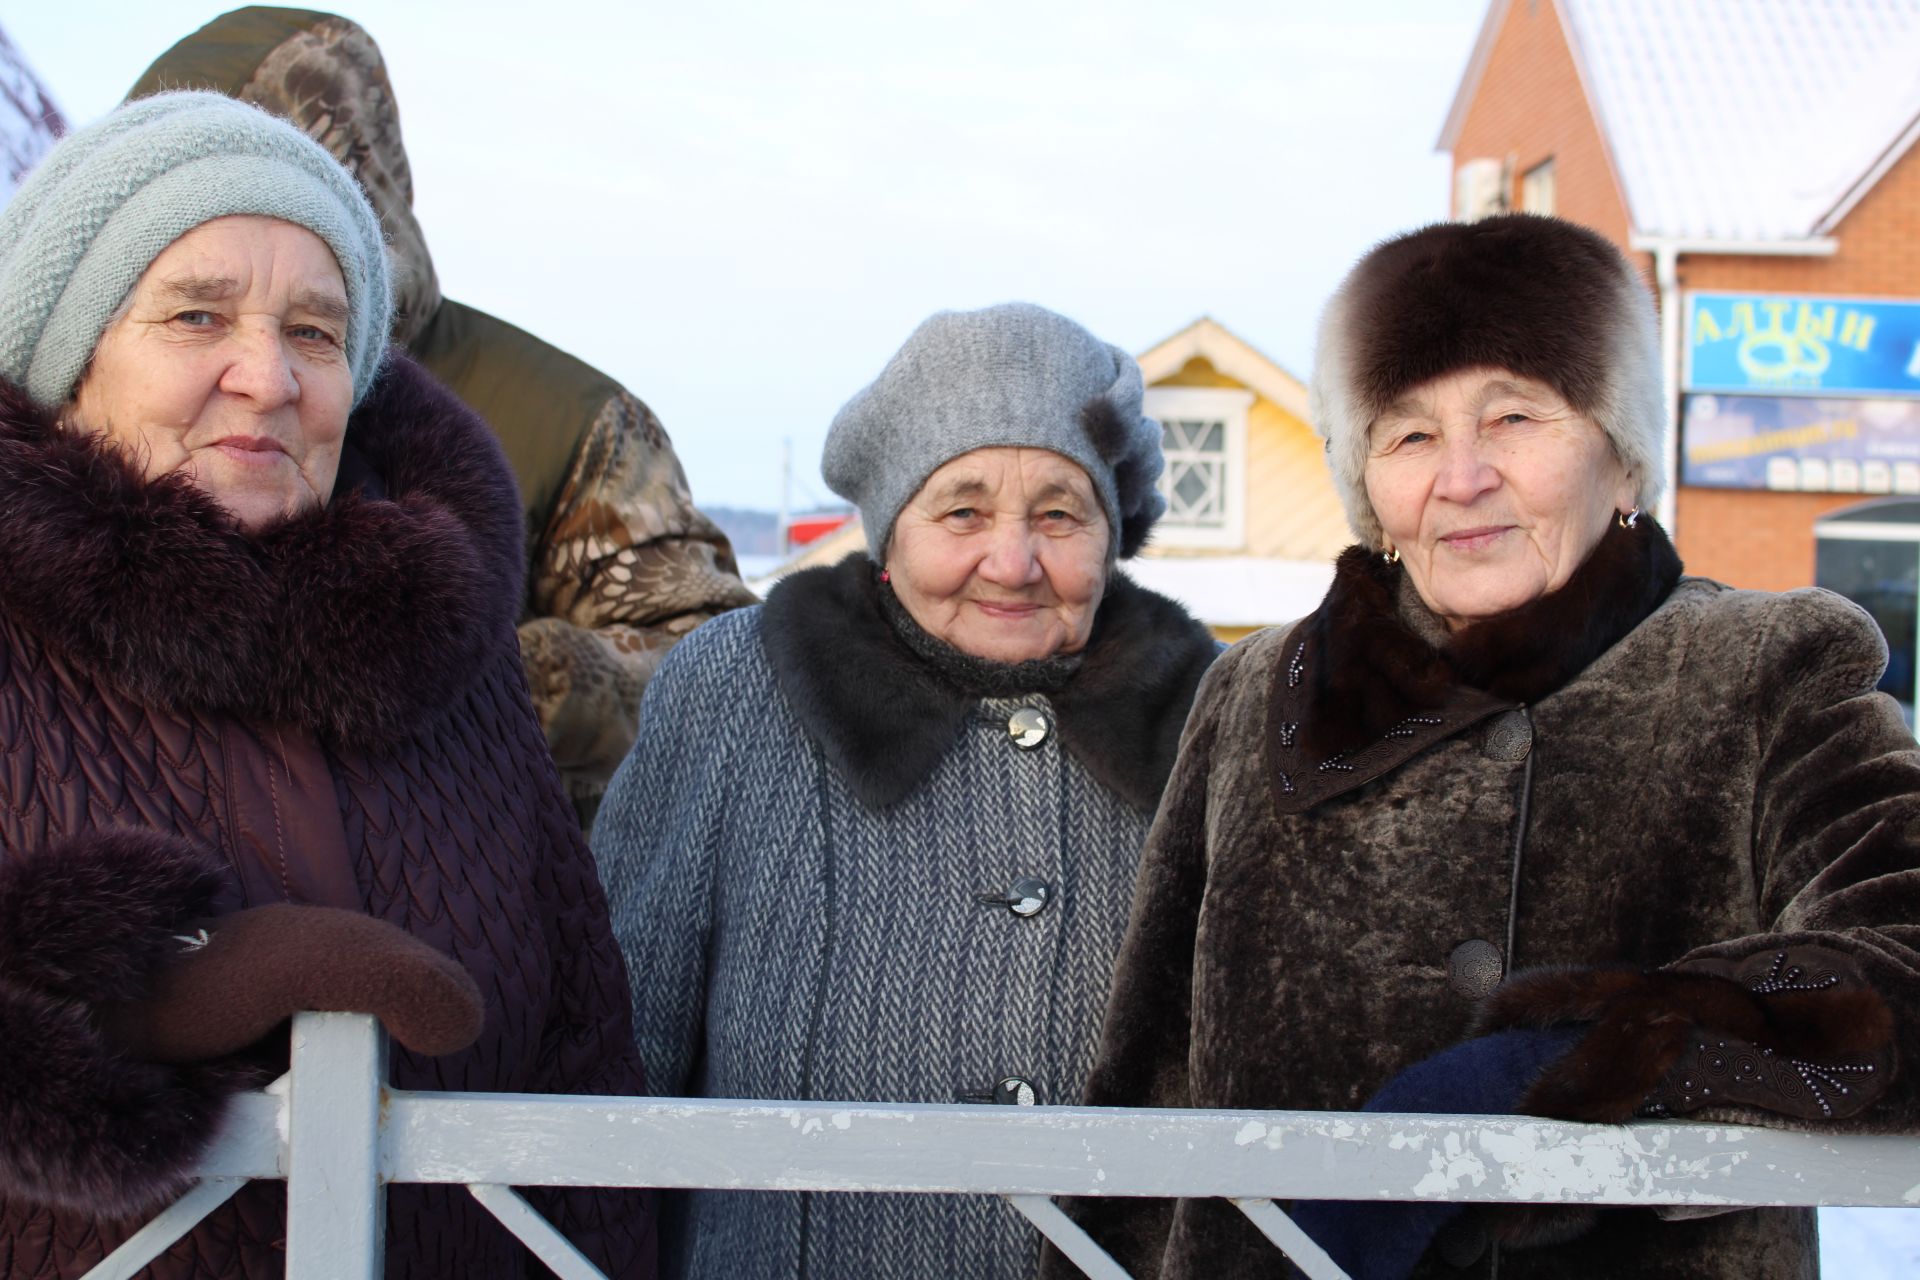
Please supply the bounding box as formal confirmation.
[1617,508,1641,530]
[879,568,891,583]
[1381,545,1401,565]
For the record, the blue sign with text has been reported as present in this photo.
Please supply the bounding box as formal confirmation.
[1686,293,1920,398]
[1682,394,1920,492]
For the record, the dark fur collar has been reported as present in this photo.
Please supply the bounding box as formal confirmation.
[1270,520,1682,813]
[0,355,523,748]
[761,554,1219,812]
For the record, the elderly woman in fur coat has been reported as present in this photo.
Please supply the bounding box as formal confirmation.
[1061,215,1920,1280]
[0,94,653,1278]
[592,302,1220,1280]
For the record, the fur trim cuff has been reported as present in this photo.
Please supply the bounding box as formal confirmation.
[0,830,224,1004]
[0,983,249,1217]
[0,832,248,1216]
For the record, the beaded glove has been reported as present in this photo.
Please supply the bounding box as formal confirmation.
[1475,945,1895,1124]
[1636,948,1894,1120]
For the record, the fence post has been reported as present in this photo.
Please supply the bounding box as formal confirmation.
[285,1012,387,1280]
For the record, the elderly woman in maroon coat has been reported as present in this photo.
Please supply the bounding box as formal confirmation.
[0,94,653,1277]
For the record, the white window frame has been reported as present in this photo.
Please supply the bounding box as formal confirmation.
[1144,385,1253,550]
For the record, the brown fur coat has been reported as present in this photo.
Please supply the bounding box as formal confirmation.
[1067,522,1920,1280]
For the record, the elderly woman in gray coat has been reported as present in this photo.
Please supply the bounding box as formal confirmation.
[1062,215,1920,1280]
[593,302,1219,1280]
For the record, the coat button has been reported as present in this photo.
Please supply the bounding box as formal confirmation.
[1008,706,1050,749]
[976,877,1052,917]
[1481,709,1533,762]
[994,1076,1040,1105]
[1448,939,1504,999]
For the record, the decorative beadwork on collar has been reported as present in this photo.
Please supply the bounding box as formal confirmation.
[1265,627,1513,817]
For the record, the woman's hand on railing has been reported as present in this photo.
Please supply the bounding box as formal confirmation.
[100,905,485,1062]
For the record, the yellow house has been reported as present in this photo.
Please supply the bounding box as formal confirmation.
[1128,317,1348,641]
[758,317,1351,641]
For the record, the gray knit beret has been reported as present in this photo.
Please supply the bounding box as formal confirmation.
[1311,214,1664,547]
[824,302,1166,561]
[0,91,392,408]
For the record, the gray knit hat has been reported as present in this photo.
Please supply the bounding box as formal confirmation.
[824,302,1166,561]
[1310,214,1664,548]
[0,91,392,408]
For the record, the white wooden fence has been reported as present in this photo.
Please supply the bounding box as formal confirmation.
[81,1012,1920,1280]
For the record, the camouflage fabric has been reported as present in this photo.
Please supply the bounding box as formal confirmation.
[131,8,756,824]
[520,387,753,809]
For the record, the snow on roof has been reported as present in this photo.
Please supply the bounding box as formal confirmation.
[1443,0,1920,243]
[1123,555,1332,631]
[1136,316,1310,421]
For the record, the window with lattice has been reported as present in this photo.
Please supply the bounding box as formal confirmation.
[1162,417,1229,526]
[1143,386,1252,549]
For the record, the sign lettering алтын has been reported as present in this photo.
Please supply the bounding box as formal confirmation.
[1686,293,1920,398]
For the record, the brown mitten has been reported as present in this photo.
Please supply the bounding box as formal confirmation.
[102,905,485,1062]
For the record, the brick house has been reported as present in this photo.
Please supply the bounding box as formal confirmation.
[1439,0,1920,596]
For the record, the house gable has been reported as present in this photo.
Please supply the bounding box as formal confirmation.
[1444,0,1634,252]
[1138,319,1348,564]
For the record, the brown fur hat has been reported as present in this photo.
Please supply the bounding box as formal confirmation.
[1309,214,1665,547]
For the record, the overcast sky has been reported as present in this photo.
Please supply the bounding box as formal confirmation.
[9,0,1488,512]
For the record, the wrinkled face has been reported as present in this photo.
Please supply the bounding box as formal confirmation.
[887,447,1111,662]
[67,215,354,533]
[1363,366,1636,630]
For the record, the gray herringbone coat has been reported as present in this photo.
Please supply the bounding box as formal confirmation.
[593,557,1216,1280]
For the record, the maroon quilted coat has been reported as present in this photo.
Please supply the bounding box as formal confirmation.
[0,356,656,1278]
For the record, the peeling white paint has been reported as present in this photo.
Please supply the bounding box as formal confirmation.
[1413,1130,1490,1198]
[1902,1184,1920,1205]
[1465,1124,1749,1205]
[831,1112,852,1131]
[268,1075,293,1146]
[1235,1121,1269,1147]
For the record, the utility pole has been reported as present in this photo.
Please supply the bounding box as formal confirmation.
[779,437,792,557]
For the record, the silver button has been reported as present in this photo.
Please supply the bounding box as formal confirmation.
[1008,706,1050,749]
[994,1076,1039,1106]
[978,877,1052,917]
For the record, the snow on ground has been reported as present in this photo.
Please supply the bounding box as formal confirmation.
[1820,1208,1920,1276]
